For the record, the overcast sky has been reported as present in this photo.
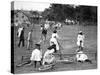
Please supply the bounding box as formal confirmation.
[14,1,51,11]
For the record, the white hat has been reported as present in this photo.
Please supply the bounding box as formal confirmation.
[79,31,82,33]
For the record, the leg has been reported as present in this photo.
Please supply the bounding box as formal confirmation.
[81,42,84,50]
[44,34,46,41]
[42,59,45,65]
[18,39,21,47]
[34,61,37,68]
[80,41,83,51]
[28,41,31,50]
[58,50,63,60]
[30,41,33,49]
[22,39,25,47]
[85,59,92,64]
[39,61,42,66]
[27,40,29,49]
[77,60,83,63]
[41,34,43,41]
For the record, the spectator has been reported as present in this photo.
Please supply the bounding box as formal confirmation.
[17,27,23,38]
[18,27,25,47]
[41,25,47,41]
[27,29,33,50]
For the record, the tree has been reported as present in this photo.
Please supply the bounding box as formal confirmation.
[42,4,97,23]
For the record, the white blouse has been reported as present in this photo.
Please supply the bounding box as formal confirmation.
[30,49,42,61]
[76,52,88,61]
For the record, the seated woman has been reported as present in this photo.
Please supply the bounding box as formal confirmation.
[76,50,92,64]
[42,45,55,65]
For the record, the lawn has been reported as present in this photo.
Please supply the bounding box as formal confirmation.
[13,24,97,73]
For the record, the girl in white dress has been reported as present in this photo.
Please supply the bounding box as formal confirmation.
[30,44,42,68]
[77,31,85,50]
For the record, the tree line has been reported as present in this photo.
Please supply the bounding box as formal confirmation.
[42,4,97,23]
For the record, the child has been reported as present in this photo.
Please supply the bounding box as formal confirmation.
[42,46,55,65]
[17,44,42,67]
[77,31,85,50]
[30,44,42,68]
[76,50,92,64]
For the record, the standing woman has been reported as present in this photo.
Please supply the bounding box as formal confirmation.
[17,27,23,38]
[27,29,33,50]
[77,31,85,50]
[41,25,47,41]
[50,30,59,53]
[18,27,25,47]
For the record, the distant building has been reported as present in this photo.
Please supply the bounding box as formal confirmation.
[13,10,31,27]
[12,10,43,27]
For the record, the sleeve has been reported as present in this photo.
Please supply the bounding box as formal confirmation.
[17,28,21,37]
[41,27,43,30]
[49,49,54,53]
[30,50,35,60]
[40,49,42,58]
[56,34,59,39]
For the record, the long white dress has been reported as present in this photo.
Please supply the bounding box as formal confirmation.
[77,34,85,47]
[43,49,55,65]
[27,32,31,49]
[50,37,59,51]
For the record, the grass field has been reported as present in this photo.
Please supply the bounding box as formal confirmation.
[13,24,97,74]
